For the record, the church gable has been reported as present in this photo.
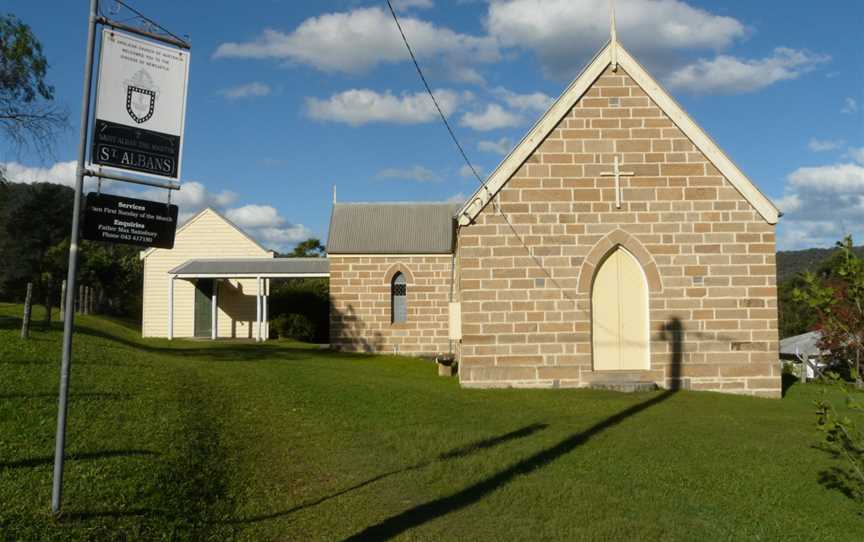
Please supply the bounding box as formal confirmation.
[517,64,756,216]
[141,207,270,261]
[456,45,780,397]
[458,42,779,226]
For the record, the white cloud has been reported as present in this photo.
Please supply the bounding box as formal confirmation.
[392,0,434,9]
[305,88,464,125]
[478,137,512,155]
[123,181,238,224]
[493,87,553,112]
[846,147,864,165]
[213,7,497,74]
[842,97,859,114]
[254,225,313,249]
[225,204,313,250]
[665,47,830,94]
[807,138,844,152]
[225,204,283,228]
[787,163,864,193]
[459,163,485,179]
[460,104,523,131]
[218,82,272,100]
[486,0,746,79]
[376,165,440,182]
[776,162,864,249]
[1,160,77,186]
[448,66,486,85]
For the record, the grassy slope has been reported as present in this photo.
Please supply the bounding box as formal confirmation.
[1,303,862,541]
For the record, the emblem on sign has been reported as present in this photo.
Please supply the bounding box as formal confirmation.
[125,69,158,124]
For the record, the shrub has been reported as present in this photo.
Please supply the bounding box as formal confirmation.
[271,313,316,342]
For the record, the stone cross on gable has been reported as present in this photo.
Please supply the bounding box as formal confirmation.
[601,156,634,209]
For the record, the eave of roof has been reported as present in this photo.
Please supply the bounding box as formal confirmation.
[169,257,329,276]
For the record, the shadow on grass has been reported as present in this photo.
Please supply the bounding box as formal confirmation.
[812,442,864,502]
[344,391,676,540]
[0,392,130,401]
[0,315,62,332]
[782,373,799,397]
[0,450,158,470]
[62,508,159,521]
[226,422,549,525]
[0,359,54,366]
[59,372,238,538]
[73,325,329,364]
[341,317,685,540]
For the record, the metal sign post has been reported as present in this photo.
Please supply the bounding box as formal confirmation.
[52,0,99,515]
[52,0,190,515]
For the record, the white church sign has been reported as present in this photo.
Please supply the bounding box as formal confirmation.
[92,29,190,179]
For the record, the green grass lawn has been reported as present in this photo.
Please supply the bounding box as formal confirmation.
[1,302,862,540]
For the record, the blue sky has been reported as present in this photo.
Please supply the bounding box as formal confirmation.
[2,0,863,251]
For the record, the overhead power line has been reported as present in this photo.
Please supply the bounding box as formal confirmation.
[384,0,486,187]
[384,0,606,324]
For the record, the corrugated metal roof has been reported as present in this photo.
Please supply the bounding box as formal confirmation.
[169,258,329,276]
[327,202,460,254]
[779,331,823,357]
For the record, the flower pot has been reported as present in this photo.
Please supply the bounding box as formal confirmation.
[438,363,457,377]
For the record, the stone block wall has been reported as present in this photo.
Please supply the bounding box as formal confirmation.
[457,66,780,397]
[329,255,454,356]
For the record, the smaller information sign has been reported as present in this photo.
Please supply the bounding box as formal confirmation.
[82,193,178,248]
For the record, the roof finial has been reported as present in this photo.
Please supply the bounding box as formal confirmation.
[332,184,337,204]
[610,0,619,72]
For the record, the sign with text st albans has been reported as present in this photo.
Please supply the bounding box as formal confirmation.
[92,29,190,179]
[82,193,178,249]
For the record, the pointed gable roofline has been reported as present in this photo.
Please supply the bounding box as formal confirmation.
[457,41,780,226]
[139,207,273,260]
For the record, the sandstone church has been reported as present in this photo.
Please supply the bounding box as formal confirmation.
[142,35,781,398]
[326,36,781,397]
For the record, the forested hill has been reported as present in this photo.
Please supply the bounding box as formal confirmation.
[777,245,864,282]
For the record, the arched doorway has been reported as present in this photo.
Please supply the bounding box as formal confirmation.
[591,246,650,371]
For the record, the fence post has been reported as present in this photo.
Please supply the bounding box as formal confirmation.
[21,282,33,339]
[60,280,66,322]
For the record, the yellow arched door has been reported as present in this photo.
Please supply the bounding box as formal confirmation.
[592,247,650,371]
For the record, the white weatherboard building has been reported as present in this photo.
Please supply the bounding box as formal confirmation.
[140,208,328,340]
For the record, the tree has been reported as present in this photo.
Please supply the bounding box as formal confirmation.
[778,275,818,338]
[793,236,864,388]
[0,182,73,321]
[0,181,145,319]
[78,240,143,317]
[0,14,68,155]
[288,238,325,258]
[794,238,864,510]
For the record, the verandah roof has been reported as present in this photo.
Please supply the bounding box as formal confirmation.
[168,258,329,278]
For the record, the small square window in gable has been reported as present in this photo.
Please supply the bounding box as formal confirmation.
[609,97,620,108]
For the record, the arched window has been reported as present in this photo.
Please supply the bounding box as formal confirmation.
[391,272,407,323]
